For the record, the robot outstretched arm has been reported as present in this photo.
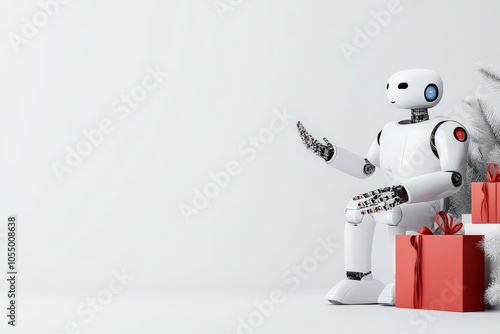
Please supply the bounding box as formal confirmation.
[355,121,469,214]
[297,121,377,179]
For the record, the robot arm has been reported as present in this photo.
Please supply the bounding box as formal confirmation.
[401,121,468,203]
[355,121,468,214]
[328,137,379,179]
[297,121,378,179]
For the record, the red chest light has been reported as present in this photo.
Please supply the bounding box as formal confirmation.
[454,127,467,142]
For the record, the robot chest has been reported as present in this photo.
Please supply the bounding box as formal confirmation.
[379,122,440,172]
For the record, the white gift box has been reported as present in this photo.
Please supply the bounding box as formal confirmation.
[463,214,500,310]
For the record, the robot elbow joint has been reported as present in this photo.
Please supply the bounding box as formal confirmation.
[363,159,375,177]
[450,171,462,187]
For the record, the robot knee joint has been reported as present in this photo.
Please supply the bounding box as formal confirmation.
[345,209,363,224]
[384,207,403,226]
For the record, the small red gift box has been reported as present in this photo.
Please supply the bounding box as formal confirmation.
[396,212,484,312]
[472,163,500,223]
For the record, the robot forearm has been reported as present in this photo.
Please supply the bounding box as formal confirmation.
[401,171,463,204]
[297,121,376,178]
[352,171,462,215]
[327,145,375,179]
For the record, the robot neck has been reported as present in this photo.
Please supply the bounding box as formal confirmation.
[411,108,429,123]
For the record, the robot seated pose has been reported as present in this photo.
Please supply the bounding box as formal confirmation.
[298,69,468,305]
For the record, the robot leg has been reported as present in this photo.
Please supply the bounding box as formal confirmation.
[344,215,376,275]
[325,199,384,304]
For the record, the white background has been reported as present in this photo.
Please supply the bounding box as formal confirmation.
[0,0,499,333]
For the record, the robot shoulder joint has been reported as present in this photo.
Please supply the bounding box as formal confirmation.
[430,121,468,159]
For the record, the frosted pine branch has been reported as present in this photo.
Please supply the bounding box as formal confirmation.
[465,96,500,148]
[478,227,500,261]
[477,62,500,93]
[486,266,500,305]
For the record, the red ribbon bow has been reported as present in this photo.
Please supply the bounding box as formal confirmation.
[417,211,463,236]
[481,163,500,221]
[486,163,500,182]
[409,211,462,309]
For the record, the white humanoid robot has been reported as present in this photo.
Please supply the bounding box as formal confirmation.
[298,69,469,305]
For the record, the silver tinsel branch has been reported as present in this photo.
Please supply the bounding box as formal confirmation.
[452,63,500,306]
[448,63,500,217]
[481,227,500,305]
[485,266,500,306]
[478,227,500,262]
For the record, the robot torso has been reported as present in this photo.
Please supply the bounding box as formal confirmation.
[379,116,450,183]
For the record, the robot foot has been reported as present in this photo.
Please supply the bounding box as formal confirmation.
[377,283,396,306]
[325,274,385,305]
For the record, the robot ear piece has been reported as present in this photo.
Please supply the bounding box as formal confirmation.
[424,84,439,102]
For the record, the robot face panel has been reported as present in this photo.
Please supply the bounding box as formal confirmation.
[386,69,443,109]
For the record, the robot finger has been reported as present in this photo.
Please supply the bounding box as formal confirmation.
[310,140,322,156]
[352,186,392,201]
[356,193,394,208]
[297,121,309,138]
[360,196,401,215]
[297,120,305,132]
[297,122,306,137]
[300,131,315,149]
[298,128,307,141]
[301,132,313,148]
[301,131,322,153]
[308,136,318,151]
[371,191,398,202]
[323,137,334,149]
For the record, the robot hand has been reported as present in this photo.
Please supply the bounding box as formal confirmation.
[297,121,334,161]
[353,185,409,215]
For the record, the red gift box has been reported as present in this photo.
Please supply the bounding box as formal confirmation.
[396,212,484,312]
[472,163,500,223]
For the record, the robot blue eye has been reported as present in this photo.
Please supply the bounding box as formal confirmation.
[424,84,438,102]
[398,82,408,89]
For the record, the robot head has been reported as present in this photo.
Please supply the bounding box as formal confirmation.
[386,69,443,109]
